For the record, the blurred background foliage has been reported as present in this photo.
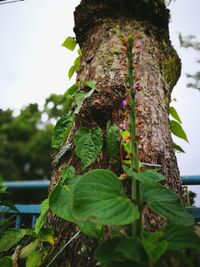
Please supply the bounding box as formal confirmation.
[0,92,67,183]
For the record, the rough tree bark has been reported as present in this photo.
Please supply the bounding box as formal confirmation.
[46,1,182,266]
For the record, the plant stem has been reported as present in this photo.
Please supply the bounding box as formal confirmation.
[127,37,141,237]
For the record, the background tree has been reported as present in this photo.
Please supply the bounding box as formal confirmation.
[179,34,200,91]
[46,0,184,266]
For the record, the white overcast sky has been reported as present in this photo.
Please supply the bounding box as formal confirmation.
[0,0,200,203]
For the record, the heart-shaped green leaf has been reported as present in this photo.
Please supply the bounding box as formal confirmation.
[141,184,194,226]
[62,36,76,51]
[74,127,103,169]
[51,113,75,149]
[164,224,200,250]
[72,169,139,225]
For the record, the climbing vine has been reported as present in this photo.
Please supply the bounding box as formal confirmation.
[0,32,199,267]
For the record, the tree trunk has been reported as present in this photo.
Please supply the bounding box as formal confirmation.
[46,1,182,266]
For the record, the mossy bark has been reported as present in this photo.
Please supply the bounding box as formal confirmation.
[45,1,182,266]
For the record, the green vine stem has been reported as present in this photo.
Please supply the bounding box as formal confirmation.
[127,36,141,237]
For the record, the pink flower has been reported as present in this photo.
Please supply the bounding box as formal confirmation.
[119,122,126,131]
[133,83,140,91]
[121,99,127,109]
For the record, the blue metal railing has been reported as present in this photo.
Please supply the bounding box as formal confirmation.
[0,176,199,228]
[0,180,49,229]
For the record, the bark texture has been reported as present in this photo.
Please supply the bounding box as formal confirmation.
[46,1,182,266]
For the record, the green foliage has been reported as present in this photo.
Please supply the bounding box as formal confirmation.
[20,240,40,259]
[51,113,75,149]
[164,224,200,250]
[0,256,12,267]
[34,198,49,235]
[94,236,147,265]
[62,36,77,51]
[74,88,95,114]
[26,251,42,267]
[49,175,80,222]
[169,106,182,123]
[141,231,168,263]
[170,120,188,142]
[0,228,30,253]
[0,105,53,183]
[123,165,165,184]
[106,123,120,161]
[74,127,103,169]
[173,143,185,153]
[72,169,139,225]
[141,183,194,226]
[60,166,75,182]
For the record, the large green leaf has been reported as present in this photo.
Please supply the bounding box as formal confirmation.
[141,231,168,263]
[72,169,139,225]
[94,236,147,264]
[106,123,120,161]
[34,198,49,235]
[49,176,80,222]
[164,224,200,250]
[26,251,42,267]
[0,256,12,267]
[62,36,76,51]
[141,184,194,226]
[123,166,165,184]
[51,113,75,149]
[170,120,188,142]
[0,229,30,253]
[169,106,182,123]
[74,127,103,169]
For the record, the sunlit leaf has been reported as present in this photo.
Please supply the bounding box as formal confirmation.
[62,36,76,51]
[26,251,42,267]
